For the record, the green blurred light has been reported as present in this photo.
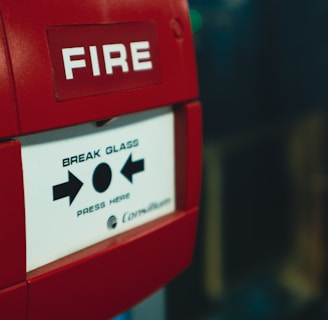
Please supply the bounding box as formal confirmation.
[190,8,203,33]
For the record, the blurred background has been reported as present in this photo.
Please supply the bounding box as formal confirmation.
[167,0,328,319]
[116,0,328,319]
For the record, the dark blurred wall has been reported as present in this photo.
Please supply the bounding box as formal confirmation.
[192,0,328,138]
[167,1,328,319]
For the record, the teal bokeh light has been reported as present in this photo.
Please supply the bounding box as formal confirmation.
[189,8,203,33]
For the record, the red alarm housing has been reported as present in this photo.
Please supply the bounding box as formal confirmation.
[0,0,202,319]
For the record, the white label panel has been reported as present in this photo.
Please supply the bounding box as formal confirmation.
[20,107,175,272]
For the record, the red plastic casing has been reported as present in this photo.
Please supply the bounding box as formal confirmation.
[0,140,26,289]
[0,141,26,318]
[1,0,198,134]
[0,12,19,137]
[0,283,27,319]
[0,0,202,319]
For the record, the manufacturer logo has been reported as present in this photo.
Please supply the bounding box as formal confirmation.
[47,23,161,100]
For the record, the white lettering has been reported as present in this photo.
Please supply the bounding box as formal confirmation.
[130,41,152,71]
[62,41,153,80]
[103,44,129,74]
[62,47,86,80]
[89,46,101,76]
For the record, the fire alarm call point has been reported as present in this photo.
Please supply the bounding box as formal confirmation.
[0,0,202,319]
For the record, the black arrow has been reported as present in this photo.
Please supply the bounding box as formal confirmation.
[53,171,83,205]
[121,153,144,183]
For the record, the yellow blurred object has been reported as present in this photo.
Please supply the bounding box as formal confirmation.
[279,112,327,301]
